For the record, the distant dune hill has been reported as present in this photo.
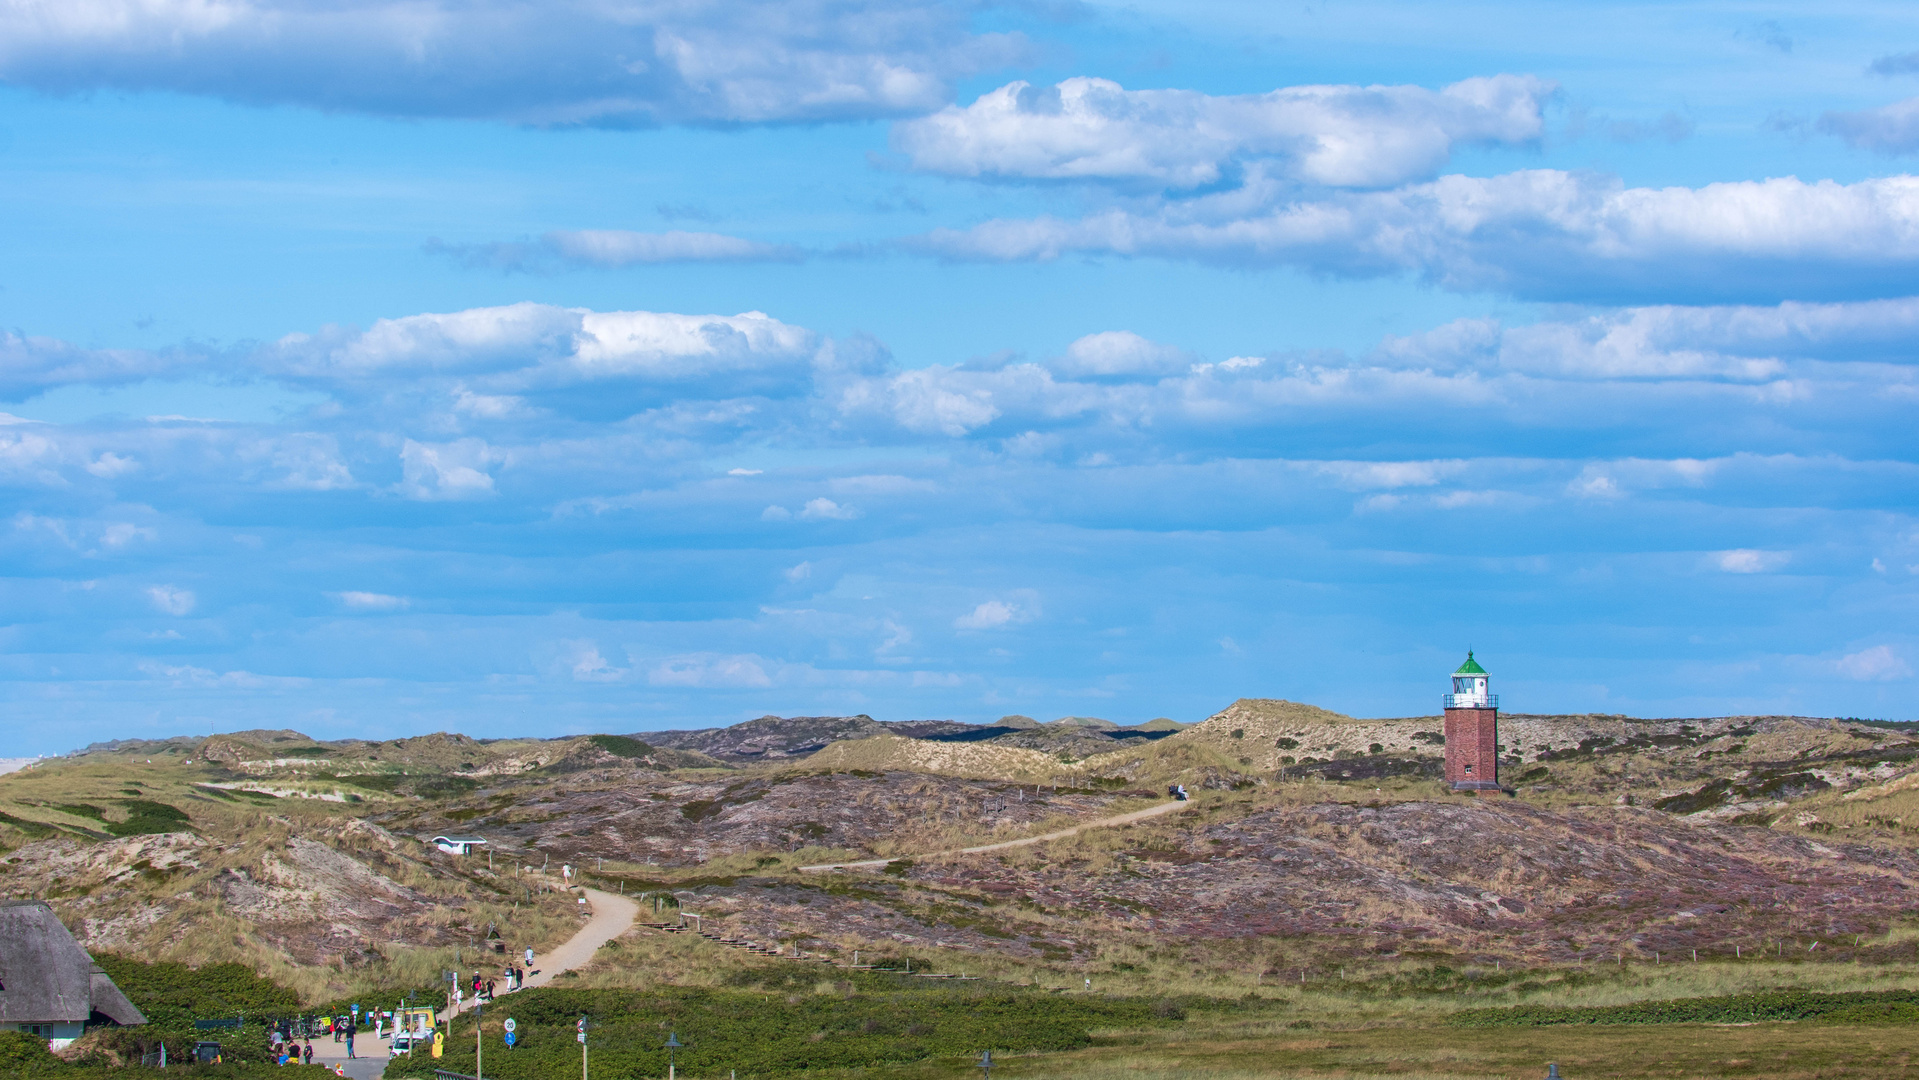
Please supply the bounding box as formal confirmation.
[639,714,890,761]
[1164,699,1439,772]
[537,735,724,773]
[1134,717,1188,732]
[994,715,1041,730]
[1048,716,1120,731]
[804,734,1070,781]
[879,720,984,738]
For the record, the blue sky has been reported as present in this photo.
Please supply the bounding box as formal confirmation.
[2,0,1917,753]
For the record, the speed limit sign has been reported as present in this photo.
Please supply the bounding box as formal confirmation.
[503,1019,517,1034]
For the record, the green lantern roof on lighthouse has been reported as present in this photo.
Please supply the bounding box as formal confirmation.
[1454,651,1487,675]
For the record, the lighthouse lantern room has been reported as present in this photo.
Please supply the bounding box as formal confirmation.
[1442,651,1504,794]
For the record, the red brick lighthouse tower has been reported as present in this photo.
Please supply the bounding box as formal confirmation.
[1443,651,1503,794]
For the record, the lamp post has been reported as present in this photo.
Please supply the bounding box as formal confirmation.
[977,1049,994,1080]
[474,998,482,1080]
[664,1032,682,1080]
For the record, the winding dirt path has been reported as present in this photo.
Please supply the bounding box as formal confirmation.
[445,886,639,1016]
[798,797,1194,872]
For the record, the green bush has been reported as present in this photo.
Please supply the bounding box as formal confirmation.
[586,735,655,759]
[0,1031,63,1073]
[390,986,1173,1078]
[92,957,302,1030]
[1450,988,1919,1027]
[108,800,192,837]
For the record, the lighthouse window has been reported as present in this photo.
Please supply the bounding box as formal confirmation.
[1463,764,1473,772]
[1453,677,1468,693]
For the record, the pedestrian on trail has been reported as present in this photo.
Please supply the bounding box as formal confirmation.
[344,1020,356,1060]
[525,946,534,966]
[486,979,496,1000]
[303,1043,313,1066]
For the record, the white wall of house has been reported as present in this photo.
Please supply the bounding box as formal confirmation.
[3,1019,85,1048]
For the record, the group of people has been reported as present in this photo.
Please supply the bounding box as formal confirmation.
[465,964,529,1004]
[267,1027,315,1068]
[269,1012,382,1067]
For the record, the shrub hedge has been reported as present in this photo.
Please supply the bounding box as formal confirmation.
[390,985,1175,1078]
[1450,988,1919,1027]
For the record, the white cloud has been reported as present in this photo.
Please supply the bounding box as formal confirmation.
[1716,549,1789,573]
[728,468,763,476]
[331,591,409,611]
[836,366,1006,435]
[263,434,356,491]
[452,386,526,419]
[146,584,196,615]
[647,652,773,687]
[564,641,628,682]
[400,438,501,500]
[1317,460,1462,490]
[100,522,157,548]
[574,308,818,381]
[895,74,1551,189]
[784,561,813,582]
[798,497,860,520]
[1835,645,1913,681]
[917,171,1919,302]
[1053,331,1192,380]
[762,505,794,521]
[85,452,138,478]
[0,0,1017,126]
[954,595,1039,630]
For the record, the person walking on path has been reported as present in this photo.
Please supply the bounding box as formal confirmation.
[344,1020,356,1060]
[302,1043,313,1066]
[524,946,534,967]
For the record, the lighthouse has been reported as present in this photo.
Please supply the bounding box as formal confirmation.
[1443,651,1503,793]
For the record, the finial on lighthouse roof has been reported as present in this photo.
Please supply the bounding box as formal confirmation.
[1454,650,1487,675]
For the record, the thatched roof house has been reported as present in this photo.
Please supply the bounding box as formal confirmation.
[0,900,145,1047]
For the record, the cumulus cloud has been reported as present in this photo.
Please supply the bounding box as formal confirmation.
[917,171,1919,302]
[954,593,1039,630]
[430,229,803,271]
[146,584,196,615]
[1053,331,1192,380]
[1835,645,1913,681]
[564,641,628,682]
[894,74,1551,189]
[399,438,501,500]
[1716,549,1789,573]
[0,0,1021,126]
[798,497,860,520]
[262,302,821,410]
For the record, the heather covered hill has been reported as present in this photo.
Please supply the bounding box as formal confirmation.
[638,714,892,761]
[670,792,1919,970]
